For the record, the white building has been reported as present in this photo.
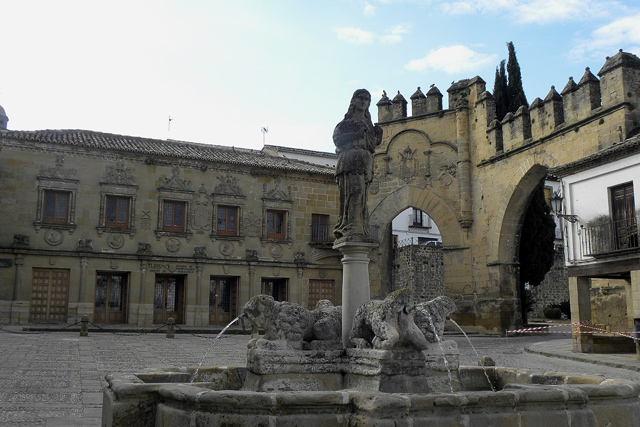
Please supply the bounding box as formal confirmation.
[552,135,639,353]
[391,208,442,247]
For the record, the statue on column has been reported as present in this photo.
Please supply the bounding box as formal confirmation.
[333,89,382,241]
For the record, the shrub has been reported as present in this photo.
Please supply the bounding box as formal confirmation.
[543,300,571,320]
[544,306,562,319]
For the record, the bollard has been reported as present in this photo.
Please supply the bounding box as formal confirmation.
[80,315,89,337]
[166,317,175,338]
[479,356,495,367]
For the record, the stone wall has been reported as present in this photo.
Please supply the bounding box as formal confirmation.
[392,244,444,302]
[529,249,569,319]
[590,278,631,333]
[0,131,344,325]
[369,50,640,333]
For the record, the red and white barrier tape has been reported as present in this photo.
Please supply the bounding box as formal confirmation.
[507,321,636,340]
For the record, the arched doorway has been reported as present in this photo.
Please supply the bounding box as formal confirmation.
[369,185,467,301]
[494,164,550,328]
[390,207,444,301]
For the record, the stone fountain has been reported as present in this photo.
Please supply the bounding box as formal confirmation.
[103,289,640,426]
[102,90,640,426]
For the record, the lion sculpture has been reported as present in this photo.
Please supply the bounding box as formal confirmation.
[349,288,429,350]
[413,296,457,342]
[242,295,341,349]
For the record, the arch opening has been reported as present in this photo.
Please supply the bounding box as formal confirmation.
[496,164,556,326]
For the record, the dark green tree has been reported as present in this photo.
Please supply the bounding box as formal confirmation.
[493,60,508,121]
[518,180,556,321]
[506,41,528,113]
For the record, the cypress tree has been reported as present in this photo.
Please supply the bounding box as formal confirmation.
[506,41,528,113]
[518,181,556,322]
[493,60,508,121]
[519,181,556,288]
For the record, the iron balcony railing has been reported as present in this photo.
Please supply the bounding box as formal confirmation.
[580,215,639,256]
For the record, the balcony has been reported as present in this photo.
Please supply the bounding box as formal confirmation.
[580,215,639,256]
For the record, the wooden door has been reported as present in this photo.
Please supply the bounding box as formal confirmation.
[611,183,637,250]
[307,280,335,309]
[94,273,128,324]
[153,275,184,324]
[30,268,70,323]
[209,277,238,325]
[261,278,288,302]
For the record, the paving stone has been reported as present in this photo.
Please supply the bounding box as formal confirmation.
[0,328,637,425]
[0,392,82,404]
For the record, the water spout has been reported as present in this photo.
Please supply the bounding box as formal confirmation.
[447,317,495,391]
[418,306,454,393]
[190,316,241,383]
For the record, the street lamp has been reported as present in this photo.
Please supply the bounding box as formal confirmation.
[549,192,579,223]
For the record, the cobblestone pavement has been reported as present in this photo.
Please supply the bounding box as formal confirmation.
[0,326,638,426]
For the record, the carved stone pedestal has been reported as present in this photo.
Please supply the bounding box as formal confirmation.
[343,348,431,393]
[243,345,345,392]
[333,239,378,348]
[423,340,461,392]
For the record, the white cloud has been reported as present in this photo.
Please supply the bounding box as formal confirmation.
[379,23,412,44]
[439,0,625,24]
[440,0,511,15]
[404,45,499,74]
[570,13,640,61]
[334,27,375,44]
[363,2,377,16]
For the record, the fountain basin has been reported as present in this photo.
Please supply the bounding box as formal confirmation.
[103,365,640,427]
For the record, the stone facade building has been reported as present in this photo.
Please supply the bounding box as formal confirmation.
[0,130,343,325]
[368,50,640,337]
[1,50,638,344]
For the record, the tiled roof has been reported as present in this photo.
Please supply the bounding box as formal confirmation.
[550,134,640,177]
[262,144,337,159]
[0,129,335,176]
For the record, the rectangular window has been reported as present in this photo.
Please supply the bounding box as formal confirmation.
[105,196,130,228]
[543,186,553,207]
[267,210,286,239]
[311,214,330,242]
[217,206,238,236]
[610,182,638,250]
[43,191,70,223]
[162,200,186,232]
[411,208,423,226]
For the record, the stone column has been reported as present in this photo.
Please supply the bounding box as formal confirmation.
[334,240,379,348]
[248,264,256,299]
[12,255,23,301]
[297,267,304,306]
[78,257,88,303]
[195,264,206,326]
[138,261,148,326]
[569,276,593,353]
[456,106,472,228]
[75,257,92,320]
[10,255,26,323]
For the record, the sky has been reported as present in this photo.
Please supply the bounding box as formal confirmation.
[1,0,639,154]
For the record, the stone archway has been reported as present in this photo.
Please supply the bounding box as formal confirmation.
[485,163,551,329]
[366,53,635,332]
[368,184,468,300]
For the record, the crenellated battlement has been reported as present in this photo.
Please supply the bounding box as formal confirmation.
[377,50,640,162]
